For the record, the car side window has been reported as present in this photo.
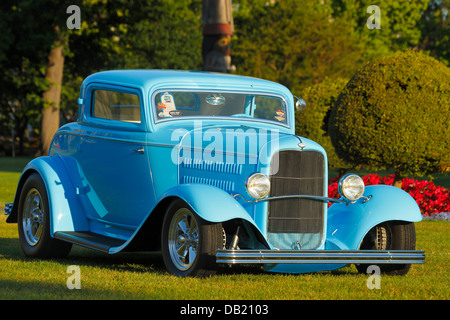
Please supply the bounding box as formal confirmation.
[92,90,141,123]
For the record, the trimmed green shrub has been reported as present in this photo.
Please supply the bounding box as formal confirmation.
[295,77,350,169]
[328,50,450,180]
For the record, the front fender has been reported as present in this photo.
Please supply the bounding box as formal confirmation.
[326,185,422,250]
[160,183,263,231]
[7,156,89,234]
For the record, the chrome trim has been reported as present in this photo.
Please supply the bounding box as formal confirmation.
[233,194,349,204]
[22,188,45,247]
[4,203,13,215]
[338,173,365,201]
[216,249,426,265]
[133,146,145,154]
[245,173,271,199]
[255,195,347,203]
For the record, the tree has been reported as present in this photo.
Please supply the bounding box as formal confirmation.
[232,0,364,91]
[332,0,429,62]
[40,25,67,156]
[0,0,67,155]
[295,77,350,171]
[328,50,450,186]
[419,0,450,66]
[60,0,203,121]
[66,0,202,74]
[1,0,204,155]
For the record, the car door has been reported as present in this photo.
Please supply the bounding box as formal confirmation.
[76,84,156,234]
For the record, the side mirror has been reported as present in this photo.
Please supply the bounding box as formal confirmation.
[294,97,306,111]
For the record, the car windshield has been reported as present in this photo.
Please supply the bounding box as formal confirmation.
[154,91,288,125]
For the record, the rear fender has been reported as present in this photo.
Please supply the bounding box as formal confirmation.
[7,156,89,234]
[326,185,422,250]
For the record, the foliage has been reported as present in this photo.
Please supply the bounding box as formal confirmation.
[0,0,78,153]
[61,0,203,121]
[232,0,364,91]
[1,0,449,156]
[0,0,203,154]
[328,173,450,217]
[295,77,350,169]
[419,0,450,66]
[68,0,202,74]
[328,50,450,179]
[332,0,429,62]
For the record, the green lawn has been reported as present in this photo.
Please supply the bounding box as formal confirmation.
[1,214,448,300]
[0,156,448,300]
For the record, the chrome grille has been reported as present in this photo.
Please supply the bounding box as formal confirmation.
[268,151,325,248]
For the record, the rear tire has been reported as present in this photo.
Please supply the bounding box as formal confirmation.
[18,173,72,258]
[161,199,222,277]
[356,221,416,275]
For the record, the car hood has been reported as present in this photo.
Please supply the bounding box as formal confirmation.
[163,122,298,163]
[150,120,325,172]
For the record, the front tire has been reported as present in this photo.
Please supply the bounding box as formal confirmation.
[356,221,416,275]
[161,199,222,277]
[18,173,72,258]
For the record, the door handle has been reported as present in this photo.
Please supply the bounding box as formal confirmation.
[133,147,145,154]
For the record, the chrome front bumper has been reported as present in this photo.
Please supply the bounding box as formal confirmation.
[216,249,425,265]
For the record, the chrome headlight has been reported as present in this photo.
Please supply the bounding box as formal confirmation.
[338,174,365,201]
[246,173,270,199]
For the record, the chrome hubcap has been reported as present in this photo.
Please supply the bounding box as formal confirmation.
[168,208,199,271]
[22,188,44,246]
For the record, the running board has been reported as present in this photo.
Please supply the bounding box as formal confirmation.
[54,231,127,253]
[216,249,425,265]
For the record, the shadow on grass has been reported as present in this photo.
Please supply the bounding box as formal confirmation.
[0,236,360,278]
[0,236,167,275]
[0,277,141,300]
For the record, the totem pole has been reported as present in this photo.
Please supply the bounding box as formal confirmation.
[202,0,235,73]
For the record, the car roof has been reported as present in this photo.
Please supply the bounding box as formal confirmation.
[81,69,292,97]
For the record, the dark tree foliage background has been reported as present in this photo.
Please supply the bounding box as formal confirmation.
[0,0,448,177]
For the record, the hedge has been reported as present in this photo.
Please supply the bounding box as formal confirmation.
[328,50,450,179]
[295,77,349,169]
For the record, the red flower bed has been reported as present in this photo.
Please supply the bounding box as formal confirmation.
[328,174,450,216]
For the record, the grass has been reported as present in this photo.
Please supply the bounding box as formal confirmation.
[0,156,449,300]
[1,215,448,300]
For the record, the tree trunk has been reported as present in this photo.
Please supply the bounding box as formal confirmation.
[39,43,64,156]
[394,170,403,188]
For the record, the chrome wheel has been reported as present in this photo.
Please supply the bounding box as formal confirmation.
[168,208,199,271]
[22,188,44,246]
[18,173,72,258]
[162,199,223,276]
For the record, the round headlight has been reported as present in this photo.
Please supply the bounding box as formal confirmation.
[246,173,271,199]
[338,174,365,201]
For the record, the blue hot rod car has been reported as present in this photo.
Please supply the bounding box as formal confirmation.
[4,70,424,276]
